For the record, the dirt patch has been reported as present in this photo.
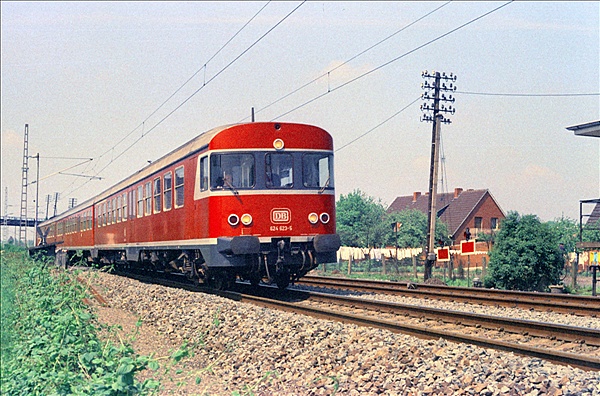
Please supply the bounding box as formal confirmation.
[90,293,226,395]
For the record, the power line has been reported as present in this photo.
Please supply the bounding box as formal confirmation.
[457,91,599,97]
[93,1,305,176]
[243,1,452,122]
[63,2,305,199]
[93,1,273,168]
[335,97,421,153]
[272,1,513,120]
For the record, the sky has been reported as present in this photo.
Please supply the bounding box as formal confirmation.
[1,1,599,239]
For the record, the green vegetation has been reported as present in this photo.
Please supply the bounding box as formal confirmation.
[484,212,564,292]
[336,189,450,250]
[0,246,159,395]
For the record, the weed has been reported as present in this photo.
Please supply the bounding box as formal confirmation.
[0,248,160,395]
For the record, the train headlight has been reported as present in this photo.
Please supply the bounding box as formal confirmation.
[241,213,253,226]
[273,138,285,150]
[320,212,330,224]
[308,212,319,224]
[228,214,240,226]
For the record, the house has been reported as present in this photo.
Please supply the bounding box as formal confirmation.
[387,188,506,244]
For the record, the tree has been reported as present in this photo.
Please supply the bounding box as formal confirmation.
[336,190,388,249]
[485,212,564,292]
[386,209,450,249]
[546,217,578,255]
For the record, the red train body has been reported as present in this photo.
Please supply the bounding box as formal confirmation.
[34,122,340,289]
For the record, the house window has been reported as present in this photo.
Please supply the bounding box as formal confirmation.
[474,217,482,229]
[175,166,184,208]
[164,172,172,211]
[491,217,498,230]
[153,177,162,213]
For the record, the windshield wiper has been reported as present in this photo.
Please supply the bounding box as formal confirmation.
[319,177,330,194]
[224,179,239,195]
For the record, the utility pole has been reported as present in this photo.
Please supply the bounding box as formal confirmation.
[53,192,60,218]
[19,124,30,246]
[420,71,457,280]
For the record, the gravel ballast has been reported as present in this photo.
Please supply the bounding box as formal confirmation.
[88,271,600,395]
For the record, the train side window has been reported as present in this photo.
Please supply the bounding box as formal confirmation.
[97,205,101,227]
[175,166,184,208]
[102,202,107,227]
[117,195,122,222]
[130,189,135,219]
[107,200,112,225]
[144,182,152,215]
[122,193,127,222]
[164,172,172,211]
[153,177,162,213]
[200,157,208,191]
[113,198,117,224]
[137,186,144,218]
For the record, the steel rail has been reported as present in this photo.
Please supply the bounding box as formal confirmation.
[240,292,600,372]
[299,276,600,316]
[98,270,599,370]
[305,291,600,347]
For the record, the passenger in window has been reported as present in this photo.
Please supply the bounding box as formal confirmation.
[216,170,233,188]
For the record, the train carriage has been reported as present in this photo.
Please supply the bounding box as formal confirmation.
[33,122,340,289]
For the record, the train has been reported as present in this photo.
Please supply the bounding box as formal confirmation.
[31,122,340,289]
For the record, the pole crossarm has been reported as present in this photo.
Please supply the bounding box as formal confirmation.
[420,71,457,280]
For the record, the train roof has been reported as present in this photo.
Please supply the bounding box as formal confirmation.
[39,123,233,226]
[39,122,329,226]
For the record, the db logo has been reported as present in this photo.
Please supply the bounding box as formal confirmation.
[271,208,291,224]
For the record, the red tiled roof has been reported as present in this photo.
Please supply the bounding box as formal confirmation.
[387,188,491,238]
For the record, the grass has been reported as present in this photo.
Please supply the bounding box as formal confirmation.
[0,245,160,395]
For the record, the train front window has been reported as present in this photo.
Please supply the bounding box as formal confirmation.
[210,153,255,189]
[303,153,334,189]
[265,153,293,188]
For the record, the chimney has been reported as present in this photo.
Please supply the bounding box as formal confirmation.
[412,192,421,202]
[454,188,463,198]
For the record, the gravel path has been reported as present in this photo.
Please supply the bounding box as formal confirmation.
[86,271,600,395]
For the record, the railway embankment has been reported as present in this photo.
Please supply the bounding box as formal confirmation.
[86,270,600,395]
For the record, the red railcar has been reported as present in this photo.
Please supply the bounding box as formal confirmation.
[34,122,340,289]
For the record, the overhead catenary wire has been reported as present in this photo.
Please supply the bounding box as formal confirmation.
[335,97,421,153]
[271,1,514,121]
[242,1,452,122]
[457,91,599,97]
[91,1,272,168]
[62,1,302,199]
[90,1,305,177]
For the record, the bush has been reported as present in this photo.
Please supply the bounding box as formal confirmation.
[485,212,563,292]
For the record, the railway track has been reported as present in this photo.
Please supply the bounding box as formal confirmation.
[238,285,600,371]
[297,275,600,316]
[91,269,600,371]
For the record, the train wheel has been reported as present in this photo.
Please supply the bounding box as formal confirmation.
[275,268,290,290]
[248,273,261,287]
[208,270,236,291]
